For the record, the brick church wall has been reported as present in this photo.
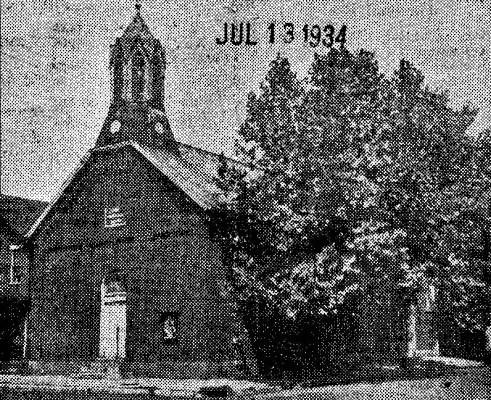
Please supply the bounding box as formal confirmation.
[27,147,238,374]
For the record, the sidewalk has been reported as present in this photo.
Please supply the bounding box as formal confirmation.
[0,358,486,398]
[0,374,278,397]
[420,355,485,367]
[262,371,491,400]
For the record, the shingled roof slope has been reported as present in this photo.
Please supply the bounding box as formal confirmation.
[177,142,249,178]
[115,141,224,210]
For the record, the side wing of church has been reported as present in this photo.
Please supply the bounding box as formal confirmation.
[0,195,47,362]
[22,7,255,378]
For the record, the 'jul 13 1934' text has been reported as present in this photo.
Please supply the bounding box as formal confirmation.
[216,22,347,48]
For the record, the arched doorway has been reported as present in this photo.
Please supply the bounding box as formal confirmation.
[99,271,126,359]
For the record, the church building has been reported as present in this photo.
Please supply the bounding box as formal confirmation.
[7,4,481,381]
[20,5,255,378]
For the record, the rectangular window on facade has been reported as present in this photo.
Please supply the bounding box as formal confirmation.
[160,312,178,343]
[418,284,437,313]
[104,207,126,228]
[10,251,21,285]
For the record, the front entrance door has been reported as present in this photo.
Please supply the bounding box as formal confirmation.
[99,278,126,359]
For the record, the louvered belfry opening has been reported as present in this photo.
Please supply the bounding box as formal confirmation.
[131,51,146,102]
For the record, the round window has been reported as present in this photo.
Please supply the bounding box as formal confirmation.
[155,122,164,134]
[110,120,121,134]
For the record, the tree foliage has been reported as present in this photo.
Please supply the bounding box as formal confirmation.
[216,49,490,371]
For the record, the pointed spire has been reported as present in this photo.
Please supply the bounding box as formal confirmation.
[121,0,154,48]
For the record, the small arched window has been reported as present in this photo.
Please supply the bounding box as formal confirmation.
[131,52,146,101]
[102,270,126,302]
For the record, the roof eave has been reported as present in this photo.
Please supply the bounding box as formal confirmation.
[25,152,92,241]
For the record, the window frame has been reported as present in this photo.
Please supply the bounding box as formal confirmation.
[101,271,127,304]
[9,250,21,285]
[160,312,179,344]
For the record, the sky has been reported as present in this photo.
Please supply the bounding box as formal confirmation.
[1,0,490,201]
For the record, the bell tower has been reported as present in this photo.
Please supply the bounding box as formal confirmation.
[95,4,176,150]
[110,3,165,108]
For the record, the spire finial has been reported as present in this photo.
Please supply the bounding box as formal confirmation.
[135,1,141,13]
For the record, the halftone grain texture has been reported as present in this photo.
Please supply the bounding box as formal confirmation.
[0,1,489,397]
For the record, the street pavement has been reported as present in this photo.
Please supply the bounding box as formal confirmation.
[0,365,489,398]
[0,374,277,397]
[260,366,491,399]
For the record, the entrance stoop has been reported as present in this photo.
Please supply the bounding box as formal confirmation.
[22,358,257,379]
[25,358,124,378]
[119,359,257,379]
[80,358,123,379]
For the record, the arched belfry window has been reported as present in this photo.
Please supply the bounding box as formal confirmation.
[131,51,146,101]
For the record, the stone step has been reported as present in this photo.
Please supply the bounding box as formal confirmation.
[76,358,123,379]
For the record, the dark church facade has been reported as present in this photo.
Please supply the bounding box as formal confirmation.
[18,7,255,378]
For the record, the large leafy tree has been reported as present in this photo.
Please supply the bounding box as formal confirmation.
[216,49,489,372]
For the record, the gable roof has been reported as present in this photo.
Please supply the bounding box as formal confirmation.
[26,141,229,240]
[0,195,47,239]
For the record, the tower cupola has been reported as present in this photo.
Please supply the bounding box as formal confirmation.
[109,4,165,108]
[96,5,176,150]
